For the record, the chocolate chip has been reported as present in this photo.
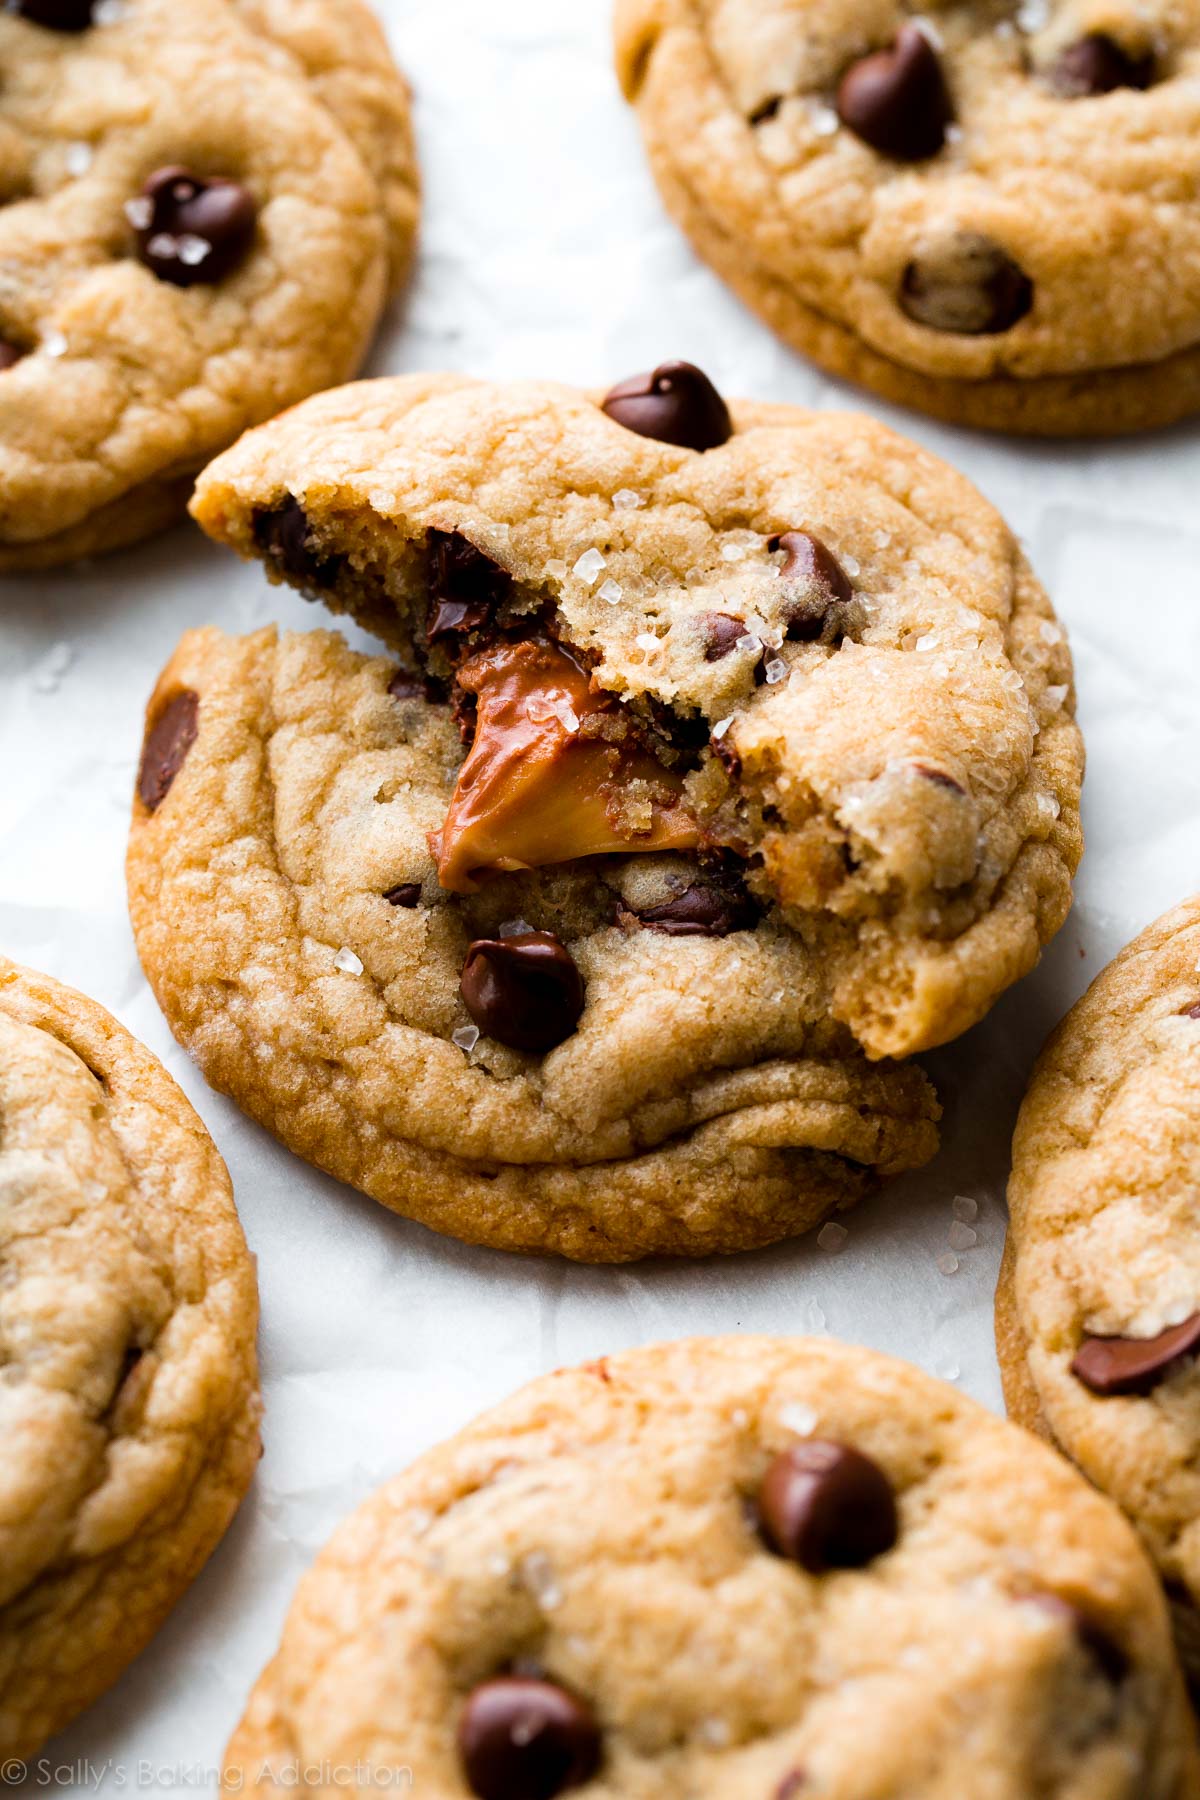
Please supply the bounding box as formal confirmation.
[137,690,199,813]
[384,884,422,909]
[0,341,24,372]
[1049,34,1154,97]
[458,1677,601,1800]
[1026,1595,1129,1686]
[1071,1314,1200,1397]
[428,530,511,643]
[701,612,751,661]
[770,531,855,641]
[900,234,1033,335]
[252,497,344,591]
[836,23,953,160]
[1182,1002,1200,1020]
[133,166,257,288]
[628,878,758,937]
[460,932,585,1053]
[758,1440,898,1574]
[11,0,96,27]
[388,667,445,705]
[601,361,732,452]
[913,762,965,794]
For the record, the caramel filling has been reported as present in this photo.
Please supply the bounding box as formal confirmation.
[433,640,700,892]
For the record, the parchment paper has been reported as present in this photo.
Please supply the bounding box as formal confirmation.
[2,1,1199,1788]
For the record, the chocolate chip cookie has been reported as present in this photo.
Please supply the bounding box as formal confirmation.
[616,0,1200,435]
[0,957,260,1757]
[221,1336,1199,1797]
[0,0,417,571]
[997,897,1200,1682]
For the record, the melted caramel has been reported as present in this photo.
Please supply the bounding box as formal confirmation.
[433,640,699,892]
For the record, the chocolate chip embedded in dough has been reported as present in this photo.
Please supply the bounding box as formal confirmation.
[133,166,257,287]
[1071,1314,1200,1396]
[12,0,97,28]
[137,690,199,813]
[628,877,758,938]
[836,24,954,161]
[601,362,732,451]
[252,497,344,591]
[900,235,1033,335]
[758,1440,898,1573]
[427,530,511,642]
[1049,34,1154,97]
[458,1677,601,1800]
[384,884,422,909]
[460,932,586,1054]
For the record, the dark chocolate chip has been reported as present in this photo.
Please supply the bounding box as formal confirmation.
[836,23,953,161]
[1071,1314,1200,1397]
[900,234,1033,335]
[758,1440,898,1574]
[388,667,445,705]
[630,879,758,938]
[137,689,199,813]
[0,340,25,371]
[133,166,257,288]
[1049,34,1154,97]
[252,497,344,591]
[1026,1595,1129,1686]
[384,884,422,909]
[458,1677,601,1800]
[601,361,732,452]
[460,932,585,1054]
[427,530,511,643]
[701,612,752,661]
[11,0,95,27]
[912,762,965,794]
[770,531,854,641]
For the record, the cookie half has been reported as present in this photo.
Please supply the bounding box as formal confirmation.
[0,957,260,1757]
[0,0,418,570]
[616,1,1200,436]
[189,370,1083,1063]
[998,897,1200,1682]
[126,623,939,1261]
[223,1335,1198,1797]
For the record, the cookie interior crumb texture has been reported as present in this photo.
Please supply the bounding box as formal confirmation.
[0,0,418,571]
[221,1336,1200,1797]
[998,896,1200,1686]
[614,0,1200,435]
[0,956,261,1758]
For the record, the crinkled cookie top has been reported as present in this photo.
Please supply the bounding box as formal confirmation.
[0,0,417,568]
[1002,897,1200,1626]
[191,371,1083,1063]
[223,1335,1197,1800]
[0,957,260,1758]
[615,0,1200,389]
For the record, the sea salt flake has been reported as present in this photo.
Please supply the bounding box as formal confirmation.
[42,329,68,358]
[937,1252,960,1277]
[177,233,210,266]
[555,702,580,733]
[124,196,153,229]
[764,658,787,685]
[1044,684,1069,711]
[953,1195,979,1223]
[712,716,734,740]
[65,141,92,177]
[817,1221,848,1253]
[809,102,839,136]
[612,488,643,511]
[93,0,125,20]
[452,1025,480,1054]
[1039,621,1062,646]
[520,1550,563,1611]
[573,548,606,585]
[333,947,364,976]
[721,543,747,562]
[873,529,891,549]
[1036,792,1061,823]
[779,1402,818,1436]
[598,578,623,606]
[736,633,761,654]
[842,554,861,578]
[544,558,568,581]
[948,1222,978,1251]
[699,1718,731,1748]
[635,632,659,652]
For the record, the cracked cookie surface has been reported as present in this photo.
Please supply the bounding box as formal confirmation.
[0,0,417,570]
[222,1335,1199,1798]
[190,371,1083,1066]
[0,957,260,1758]
[997,896,1200,1681]
[615,0,1200,434]
[126,624,939,1262]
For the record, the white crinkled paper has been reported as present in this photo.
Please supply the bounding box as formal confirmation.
[2,0,1200,1788]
